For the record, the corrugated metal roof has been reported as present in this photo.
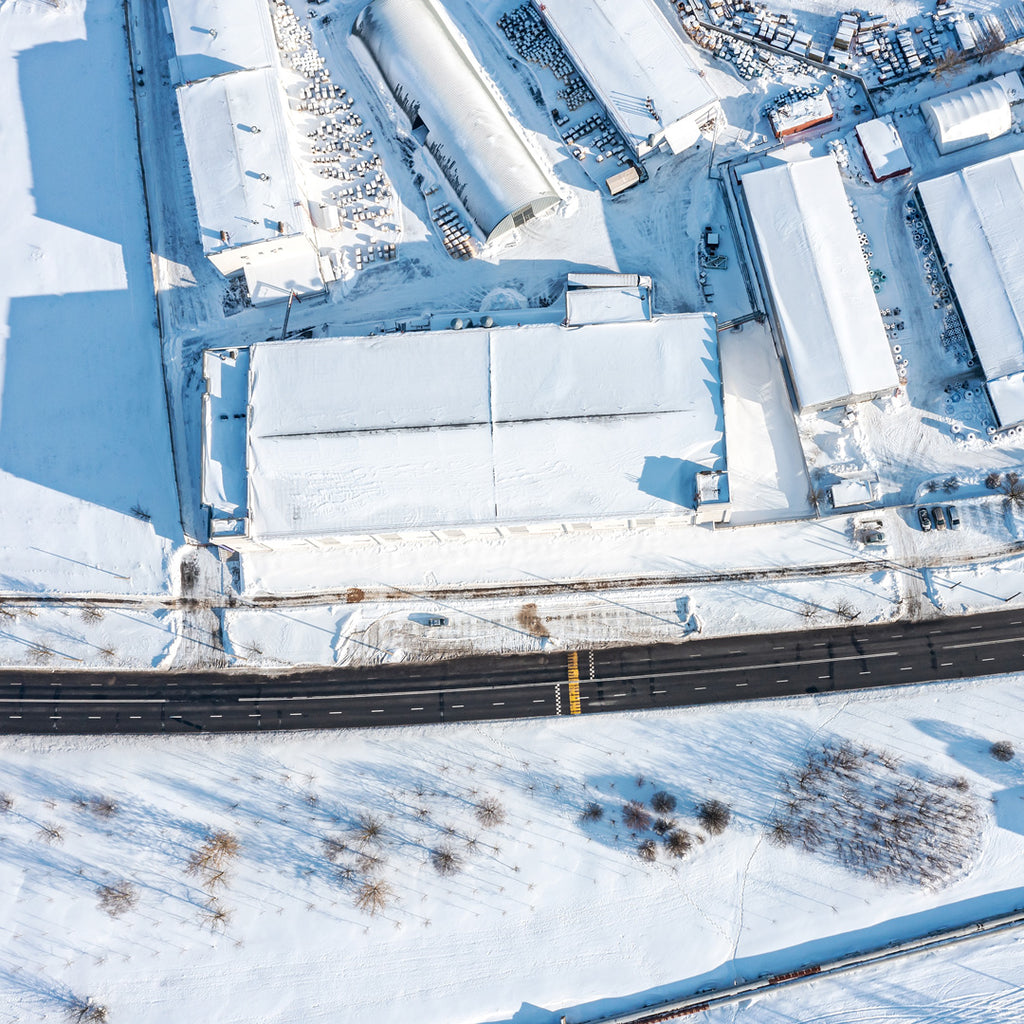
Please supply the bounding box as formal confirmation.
[354,0,559,241]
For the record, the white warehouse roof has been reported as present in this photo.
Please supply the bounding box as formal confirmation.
[241,315,725,539]
[854,117,911,180]
[539,0,719,157]
[177,67,304,258]
[918,150,1024,426]
[742,156,898,412]
[353,0,560,242]
[166,0,277,84]
[920,73,1023,155]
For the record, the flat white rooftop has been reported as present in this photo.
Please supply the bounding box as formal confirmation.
[177,67,303,256]
[742,156,898,412]
[538,0,718,155]
[243,315,725,539]
[854,117,911,181]
[918,149,1024,426]
[166,0,277,83]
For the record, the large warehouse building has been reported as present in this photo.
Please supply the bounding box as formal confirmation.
[353,0,560,243]
[918,149,1024,428]
[537,0,720,159]
[176,67,324,303]
[165,0,276,84]
[920,73,1024,155]
[201,284,728,549]
[741,156,898,413]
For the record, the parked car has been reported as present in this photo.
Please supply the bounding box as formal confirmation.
[932,506,947,531]
[917,507,932,532]
[864,529,886,545]
[425,616,449,627]
[947,505,961,529]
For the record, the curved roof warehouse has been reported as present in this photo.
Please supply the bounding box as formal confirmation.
[353,0,560,242]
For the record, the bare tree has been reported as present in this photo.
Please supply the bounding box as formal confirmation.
[37,823,63,845]
[321,835,348,863]
[834,597,860,621]
[67,997,109,1023]
[650,790,677,814]
[89,797,118,819]
[352,814,386,847]
[986,471,1003,490]
[652,817,676,836]
[579,801,604,823]
[697,799,731,835]
[430,845,462,876]
[354,878,394,916]
[97,881,138,918]
[516,603,550,638]
[637,839,658,862]
[932,47,964,80]
[766,818,793,847]
[475,797,506,828]
[188,831,240,875]
[991,740,1015,763]
[663,829,693,858]
[999,472,1024,510]
[623,800,652,832]
[977,24,1006,62]
[0,793,13,813]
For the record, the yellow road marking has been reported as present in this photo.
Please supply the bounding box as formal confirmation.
[567,652,581,714]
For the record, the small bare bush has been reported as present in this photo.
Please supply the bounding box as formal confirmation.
[664,829,693,858]
[766,818,793,847]
[67,997,109,1023]
[430,845,462,876]
[623,800,652,832]
[697,800,731,836]
[986,471,1003,490]
[516,603,550,638]
[80,605,104,624]
[37,823,63,845]
[580,801,604,823]
[650,790,677,814]
[0,793,13,813]
[97,881,138,918]
[353,814,386,847]
[991,740,1015,763]
[475,797,506,828]
[322,835,348,863]
[652,817,676,836]
[89,797,118,819]
[637,839,658,862]
[1000,472,1024,510]
[188,830,240,876]
[354,878,393,916]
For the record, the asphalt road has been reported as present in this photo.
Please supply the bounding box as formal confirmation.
[0,607,1021,735]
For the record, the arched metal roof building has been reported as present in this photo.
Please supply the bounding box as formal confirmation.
[353,0,560,243]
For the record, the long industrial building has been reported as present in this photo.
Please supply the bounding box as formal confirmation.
[918,149,1024,428]
[201,282,728,548]
[537,0,720,158]
[741,156,899,413]
[165,0,276,84]
[353,0,560,243]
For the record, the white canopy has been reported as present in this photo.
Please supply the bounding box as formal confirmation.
[918,150,1024,426]
[920,74,1023,155]
[353,0,560,241]
[742,156,898,412]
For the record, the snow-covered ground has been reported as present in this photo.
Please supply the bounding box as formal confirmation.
[2,673,1024,1022]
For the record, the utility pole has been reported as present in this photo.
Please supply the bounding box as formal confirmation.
[280,290,299,340]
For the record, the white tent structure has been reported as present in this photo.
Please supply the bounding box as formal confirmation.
[165,0,276,84]
[201,294,728,546]
[920,73,1024,155]
[741,156,898,413]
[177,68,324,298]
[918,150,1024,427]
[538,0,720,158]
[353,0,560,243]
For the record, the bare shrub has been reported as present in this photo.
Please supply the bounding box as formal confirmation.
[430,845,462,876]
[97,881,138,918]
[637,839,658,862]
[80,605,104,623]
[697,799,731,835]
[942,475,960,494]
[999,472,1024,510]
[475,797,506,828]
[623,800,652,832]
[354,878,393,916]
[652,817,676,836]
[991,740,1015,763]
[986,471,1003,490]
[201,900,231,931]
[766,818,793,847]
[516,603,550,638]
[834,598,860,622]
[663,829,692,858]
[29,645,55,665]
[650,790,677,814]
[580,801,604,823]
[67,997,109,1023]
[37,823,63,845]
[89,797,118,819]
[188,831,240,876]
[0,794,13,813]
[353,814,386,846]
[322,835,348,863]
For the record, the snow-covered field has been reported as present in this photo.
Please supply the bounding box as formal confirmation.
[2,674,1024,1023]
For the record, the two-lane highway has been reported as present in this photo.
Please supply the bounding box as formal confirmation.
[1,608,1022,734]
